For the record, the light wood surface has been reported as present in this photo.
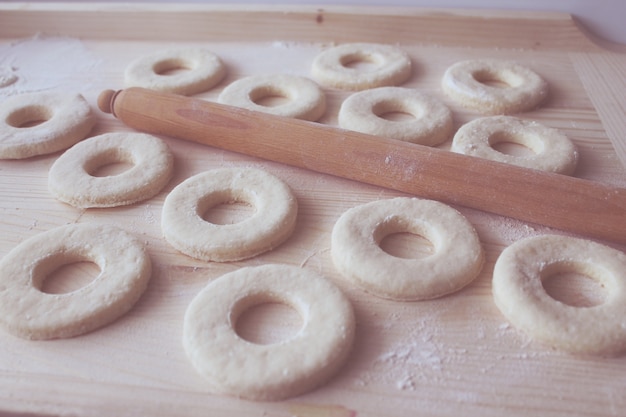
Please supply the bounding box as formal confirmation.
[1,3,625,417]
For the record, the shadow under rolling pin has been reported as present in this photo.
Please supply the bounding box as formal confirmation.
[98,87,626,245]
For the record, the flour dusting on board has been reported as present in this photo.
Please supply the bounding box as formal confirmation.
[0,35,103,97]
[353,307,459,392]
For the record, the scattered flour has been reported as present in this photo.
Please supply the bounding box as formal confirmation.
[0,34,103,97]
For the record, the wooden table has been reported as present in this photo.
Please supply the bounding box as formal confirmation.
[1,4,625,416]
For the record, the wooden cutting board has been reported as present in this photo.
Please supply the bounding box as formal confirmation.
[1,4,625,416]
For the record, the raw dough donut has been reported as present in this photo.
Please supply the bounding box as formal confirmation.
[0,223,152,340]
[331,197,484,301]
[161,167,297,262]
[493,234,626,356]
[48,132,174,208]
[451,116,578,175]
[218,74,326,121]
[124,48,226,95]
[183,264,355,401]
[338,86,453,146]
[311,43,412,91]
[0,91,95,159]
[441,59,549,114]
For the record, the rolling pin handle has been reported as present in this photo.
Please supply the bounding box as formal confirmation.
[97,89,120,116]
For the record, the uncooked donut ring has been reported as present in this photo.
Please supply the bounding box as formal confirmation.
[441,59,548,114]
[331,197,484,301]
[183,264,355,401]
[161,167,297,262]
[48,132,174,208]
[311,43,412,91]
[124,48,226,95]
[218,74,326,121]
[338,86,453,146]
[493,234,626,356]
[451,116,578,175]
[0,223,152,340]
[0,91,95,159]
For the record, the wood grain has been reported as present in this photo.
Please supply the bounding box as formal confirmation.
[0,4,625,417]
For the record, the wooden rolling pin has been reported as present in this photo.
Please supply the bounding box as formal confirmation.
[98,87,626,245]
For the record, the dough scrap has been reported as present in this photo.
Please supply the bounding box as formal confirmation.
[451,115,578,174]
[124,48,226,95]
[311,43,412,90]
[442,59,548,114]
[331,197,484,300]
[0,223,152,340]
[0,91,95,159]
[218,74,326,121]
[338,86,453,146]
[161,167,297,262]
[0,66,18,88]
[183,264,355,401]
[493,234,626,356]
[48,132,174,208]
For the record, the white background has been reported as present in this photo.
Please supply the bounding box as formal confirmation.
[8,0,626,44]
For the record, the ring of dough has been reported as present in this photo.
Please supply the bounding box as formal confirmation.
[183,264,355,400]
[451,115,578,175]
[0,91,95,159]
[0,223,152,340]
[492,234,626,356]
[124,48,226,96]
[441,59,548,114]
[161,167,297,262]
[218,74,326,121]
[48,132,174,208]
[331,197,484,301]
[311,43,412,91]
[338,86,453,146]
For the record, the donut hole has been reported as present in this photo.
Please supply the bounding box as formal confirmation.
[540,261,609,308]
[84,148,136,177]
[472,69,525,89]
[199,190,256,225]
[372,100,420,122]
[233,293,304,345]
[340,52,384,71]
[32,253,101,295]
[249,85,292,108]
[488,130,545,157]
[153,58,194,76]
[375,216,435,259]
[6,105,53,128]
[380,233,435,259]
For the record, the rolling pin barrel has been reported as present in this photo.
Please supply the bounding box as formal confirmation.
[98,87,626,245]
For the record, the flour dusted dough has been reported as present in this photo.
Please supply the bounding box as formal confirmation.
[48,132,174,208]
[338,86,453,146]
[442,59,548,114]
[311,43,412,90]
[493,234,626,356]
[124,48,226,95]
[161,167,297,262]
[183,264,355,400]
[0,223,152,340]
[0,91,95,159]
[451,116,578,174]
[331,197,484,301]
[218,74,326,121]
